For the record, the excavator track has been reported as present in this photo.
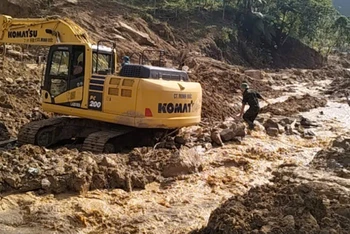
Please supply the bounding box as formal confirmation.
[17,117,68,146]
[17,116,136,153]
[82,129,134,153]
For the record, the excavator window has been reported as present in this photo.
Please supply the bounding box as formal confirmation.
[49,49,70,97]
[45,45,86,98]
[92,52,111,75]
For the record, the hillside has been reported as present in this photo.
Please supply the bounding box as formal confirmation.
[333,0,350,16]
[0,0,325,69]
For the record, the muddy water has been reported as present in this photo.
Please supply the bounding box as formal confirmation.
[1,78,349,233]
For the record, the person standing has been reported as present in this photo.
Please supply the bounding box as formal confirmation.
[238,82,270,130]
[122,56,130,67]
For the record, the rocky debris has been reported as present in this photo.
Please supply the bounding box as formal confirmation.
[0,145,203,194]
[211,130,224,146]
[185,56,274,120]
[0,59,46,137]
[193,169,350,234]
[219,122,246,142]
[162,146,203,178]
[114,21,156,47]
[311,135,350,178]
[325,71,350,98]
[263,118,285,136]
[256,115,320,138]
[0,122,10,141]
[244,70,263,79]
[266,127,279,137]
[261,94,327,116]
[300,116,319,128]
[332,136,350,150]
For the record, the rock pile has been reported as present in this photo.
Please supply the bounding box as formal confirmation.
[261,94,327,116]
[0,145,203,194]
[192,134,350,234]
[254,114,318,138]
[311,135,350,178]
[193,171,350,234]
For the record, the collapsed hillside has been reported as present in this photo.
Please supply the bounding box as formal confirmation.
[1,0,325,69]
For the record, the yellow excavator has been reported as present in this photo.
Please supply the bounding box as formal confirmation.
[0,14,202,153]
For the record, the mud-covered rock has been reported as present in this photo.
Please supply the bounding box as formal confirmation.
[245,70,262,80]
[162,147,203,177]
[211,130,224,146]
[220,129,235,142]
[230,122,246,137]
[332,136,350,150]
[266,127,279,137]
[311,135,350,177]
[195,174,350,234]
[0,145,204,194]
[261,94,327,115]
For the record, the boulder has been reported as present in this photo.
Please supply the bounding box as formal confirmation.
[266,127,279,137]
[263,118,279,129]
[332,137,350,150]
[114,21,156,47]
[174,136,187,145]
[162,147,203,178]
[300,117,319,128]
[211,130,224,146]
[220,129,235,142]
[230,122,246,137]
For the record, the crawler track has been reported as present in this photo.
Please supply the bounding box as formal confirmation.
[82,129,133,153]
[17,117,67,146]
[16,117,171,154]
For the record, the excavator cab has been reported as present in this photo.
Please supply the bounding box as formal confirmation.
[41,42,116,107]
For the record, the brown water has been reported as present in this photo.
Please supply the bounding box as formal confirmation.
[0,77,349,233]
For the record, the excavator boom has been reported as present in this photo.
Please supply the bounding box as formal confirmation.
[0,14,93,46]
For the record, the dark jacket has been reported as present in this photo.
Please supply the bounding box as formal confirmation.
[242,88,262,108]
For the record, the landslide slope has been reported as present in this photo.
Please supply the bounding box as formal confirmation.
[0,0,323,128]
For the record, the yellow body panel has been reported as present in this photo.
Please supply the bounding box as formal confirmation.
[41,74,202,129]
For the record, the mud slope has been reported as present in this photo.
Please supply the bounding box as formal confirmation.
[0,60,46,137]
[261,94,327,116]
[1,0,177,61]
[0,145,203,194]
[195,175,350,234]
[194,135,350,234]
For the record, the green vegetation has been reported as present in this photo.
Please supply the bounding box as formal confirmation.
[124,0,350,56]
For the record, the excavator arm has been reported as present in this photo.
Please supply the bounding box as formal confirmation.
[0,14,93,46]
